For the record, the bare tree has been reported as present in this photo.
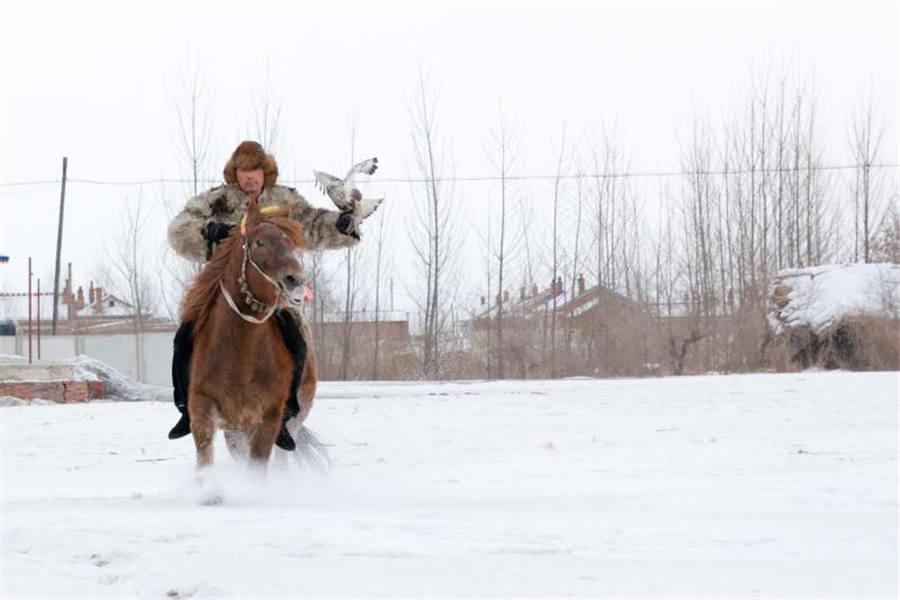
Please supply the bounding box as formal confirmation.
[371,199,391,379]
[339,113,361,380]
[408,65,458,378]
[173,59,214,196]
[250,58,284,154]
[564,161,588,360]
[517,194,537,295]
[870,198,900,263]
[474,196,494,376]
[549,124,568,376]
[307,250,342,378]
[589,123,632,293]
[850,93,886,263]
[485,107,523,378]
[112,192,156,382]
[160,61,216,322]
[338,247,360,380]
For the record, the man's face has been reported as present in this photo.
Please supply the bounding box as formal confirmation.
[236,167,264,196]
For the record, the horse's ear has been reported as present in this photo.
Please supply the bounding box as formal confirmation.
[242,196,262,235]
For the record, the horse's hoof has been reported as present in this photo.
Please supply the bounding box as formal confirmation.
[199,492,224,506]
[195,467,223,505]
[197,483,224,505]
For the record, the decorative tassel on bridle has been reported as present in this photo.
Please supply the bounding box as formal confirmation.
[238,240,274,313]
[220,236,282,325]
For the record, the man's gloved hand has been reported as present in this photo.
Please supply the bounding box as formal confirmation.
[204,221,234,244]
[336,211,360,240]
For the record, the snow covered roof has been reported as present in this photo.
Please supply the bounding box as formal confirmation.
[769,263,900,335]
[468,281,644,325]
[0,292,136,322]
[469,286,569,322]
[76,293,134,318]
[556,284,642,317]
[319,310,409,324]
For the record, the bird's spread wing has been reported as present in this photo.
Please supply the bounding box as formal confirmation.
[356,197,383,220]
[313,170,341,193]
[344,157,379,187]
[312,170,352,210]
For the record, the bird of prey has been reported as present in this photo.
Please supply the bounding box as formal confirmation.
[312,157,383,235]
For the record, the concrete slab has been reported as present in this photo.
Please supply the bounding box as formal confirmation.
[0,362,78,382]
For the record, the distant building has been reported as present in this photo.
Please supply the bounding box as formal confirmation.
[463,275,656,377]
[315,310,411,347]
[0,281,174,335]
[466,274,648,335]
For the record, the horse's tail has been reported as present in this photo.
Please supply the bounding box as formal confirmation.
[290,424,331,473]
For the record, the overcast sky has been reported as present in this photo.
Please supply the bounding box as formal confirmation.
[1,0,896,316]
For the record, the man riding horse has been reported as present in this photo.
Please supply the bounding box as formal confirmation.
[167,140,361,450]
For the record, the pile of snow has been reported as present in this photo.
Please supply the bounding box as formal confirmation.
[769,262,900,334]
[0,353,169,403]
[64,354,170,402]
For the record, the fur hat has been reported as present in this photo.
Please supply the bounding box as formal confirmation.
[223,141,279,188]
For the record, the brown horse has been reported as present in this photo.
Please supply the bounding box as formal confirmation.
[179,197,318,476]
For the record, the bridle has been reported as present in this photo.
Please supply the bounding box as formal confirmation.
[218,238,281,324]
[219,211,297,324]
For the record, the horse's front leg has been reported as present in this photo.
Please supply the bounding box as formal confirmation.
[248,404,283,467]
[189,391,224,505]
[189,391,216,469]
[184,389,222,504]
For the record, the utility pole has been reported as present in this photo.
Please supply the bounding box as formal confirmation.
[36,279,41,360]
[51,157,68,334]
[67,263,73,321]
[27,257,32,363]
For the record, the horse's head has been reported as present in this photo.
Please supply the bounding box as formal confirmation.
[241,197,308,308]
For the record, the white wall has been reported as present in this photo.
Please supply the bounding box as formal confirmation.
[1,332,174,386]
[0,336,16,356]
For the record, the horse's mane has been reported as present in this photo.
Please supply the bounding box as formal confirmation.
[269,216,305,248]
[179,234,240,327]
[180,216,305,329]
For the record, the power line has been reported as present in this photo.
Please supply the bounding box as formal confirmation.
[0,180,61,187]
[0,163,897,188]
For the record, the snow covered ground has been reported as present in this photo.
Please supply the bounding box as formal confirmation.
[2,372,898,598]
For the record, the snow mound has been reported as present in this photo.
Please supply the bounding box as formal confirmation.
[769,263,900,334]
[63,354,170,402]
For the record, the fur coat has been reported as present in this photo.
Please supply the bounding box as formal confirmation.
[167,183,358,263]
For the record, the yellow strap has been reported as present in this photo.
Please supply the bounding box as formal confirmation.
[240,205,281,235]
